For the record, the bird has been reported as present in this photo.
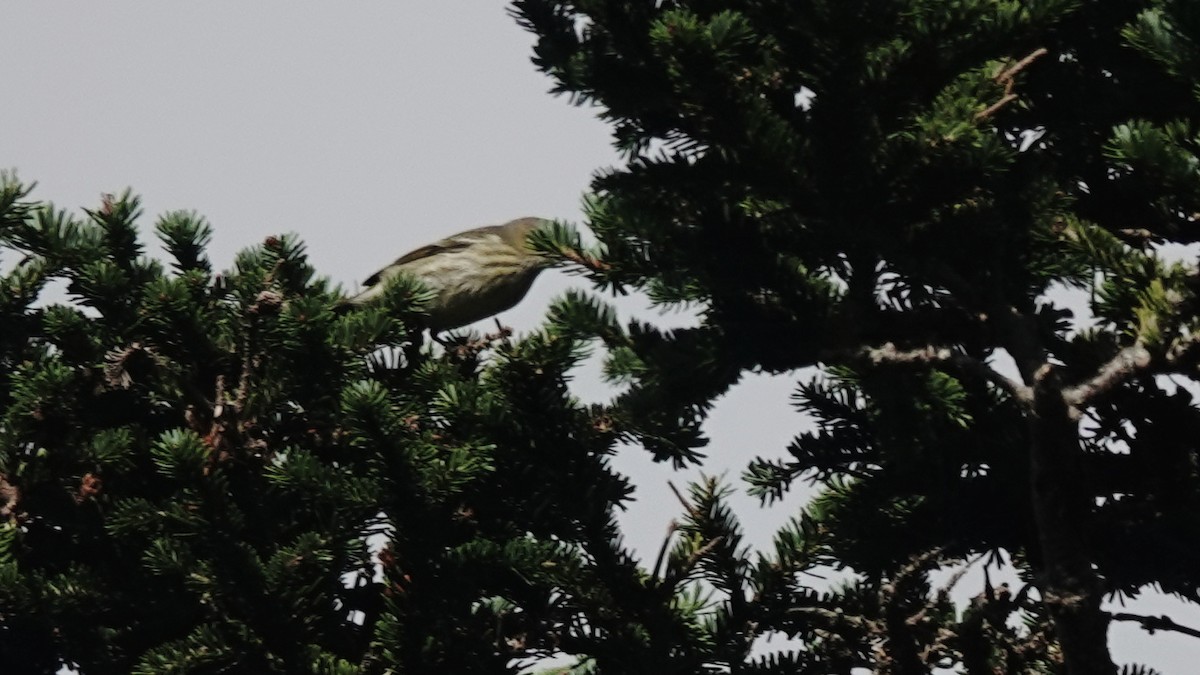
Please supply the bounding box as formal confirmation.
[338,217,553,332]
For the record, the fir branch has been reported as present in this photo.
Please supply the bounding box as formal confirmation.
[1110,612,1200,640]
[1063,343,1151,408]
[1064,334,1200,408]
[834,342,1031,404]
[1057,248,1200,409]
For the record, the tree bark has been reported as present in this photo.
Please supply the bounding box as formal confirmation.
[1028,376,1116,675]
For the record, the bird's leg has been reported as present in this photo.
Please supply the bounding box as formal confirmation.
[492,318,514,348]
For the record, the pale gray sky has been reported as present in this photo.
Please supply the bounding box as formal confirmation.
[2,3,1195,671]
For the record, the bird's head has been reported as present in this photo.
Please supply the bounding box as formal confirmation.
[500,217,560,268]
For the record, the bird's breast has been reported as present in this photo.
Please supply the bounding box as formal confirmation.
[403,250,543,331]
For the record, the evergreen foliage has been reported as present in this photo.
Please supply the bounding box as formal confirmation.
[7,0,1200,673]
[0,177,640,673]
[510,0,1200,673]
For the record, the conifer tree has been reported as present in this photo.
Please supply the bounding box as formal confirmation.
[7,1,1200,673]
[515,1,1200,673]
[0,177,645,673]
[1,175,905,674]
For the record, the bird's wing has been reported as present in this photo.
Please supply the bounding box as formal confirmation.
[362,241,469,287]
[361,225,507,287]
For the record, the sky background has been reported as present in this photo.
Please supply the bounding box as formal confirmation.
[2,2,1196,671]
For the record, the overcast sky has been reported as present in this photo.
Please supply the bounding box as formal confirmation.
[2,3,1196,671]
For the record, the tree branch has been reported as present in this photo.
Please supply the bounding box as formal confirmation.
[994,47,1049,86]
[1063,343,1151,408]
[1063,333,1200,409]
[1110,612,1200,640]
[1028,374,1117,674]
[976,47,1048,120]
[836,342,1032,405]
[993,303,1118,673]
[975,94,1018,121]
[993,305,1046,385]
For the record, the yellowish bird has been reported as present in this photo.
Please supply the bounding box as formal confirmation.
[341,217,553,332]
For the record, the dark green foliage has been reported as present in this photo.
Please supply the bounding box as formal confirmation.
[514,0,1200,672]
[0,177,652,673]
[9,0,1200,672]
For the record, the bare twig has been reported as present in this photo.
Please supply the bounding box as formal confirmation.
[667,480,699,519]
[995,47,1049,85]
[936,552,986,601]
[651,520,677,582]
[975,94,1019,121]
[976,47,1048,120]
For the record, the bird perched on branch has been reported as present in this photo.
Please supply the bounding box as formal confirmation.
[338,217,554,332]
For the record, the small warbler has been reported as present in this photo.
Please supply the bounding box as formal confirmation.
[340,217,553,331]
